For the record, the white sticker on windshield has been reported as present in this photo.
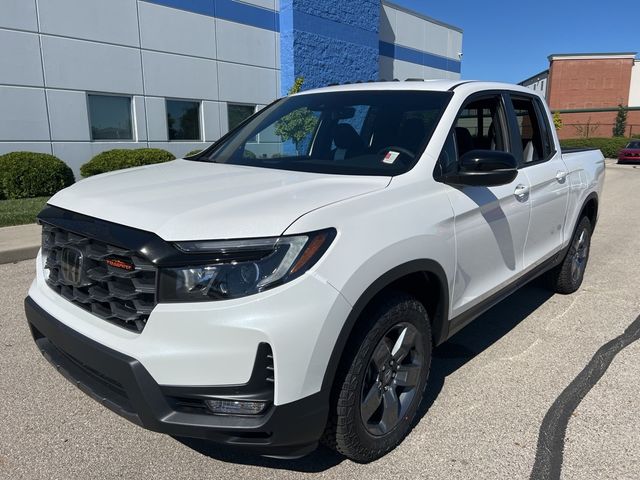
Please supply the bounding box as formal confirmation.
[382,151,400,164]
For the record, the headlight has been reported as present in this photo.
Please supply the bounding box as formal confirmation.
[158,228,336,302]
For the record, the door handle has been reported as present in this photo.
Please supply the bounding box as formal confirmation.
[556,170,568,182]
[514,184,529,199]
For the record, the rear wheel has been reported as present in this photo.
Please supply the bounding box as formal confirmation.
[547,216,592,294]
[323,292,431,462]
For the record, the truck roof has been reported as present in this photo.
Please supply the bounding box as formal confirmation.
[296,80,540,97]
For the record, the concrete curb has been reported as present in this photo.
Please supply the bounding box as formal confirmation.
[0,245,40,264]
[0,224,40,265]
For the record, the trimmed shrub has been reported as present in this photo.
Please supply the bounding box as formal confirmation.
[185,149,203,157]
[80,148,176,177]
[0,152,74,199]
[560,137,631,159]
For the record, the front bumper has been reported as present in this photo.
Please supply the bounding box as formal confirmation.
[30,247,352,406]
[25,296,329,457]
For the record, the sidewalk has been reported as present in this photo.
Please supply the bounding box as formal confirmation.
[0,224,40,264]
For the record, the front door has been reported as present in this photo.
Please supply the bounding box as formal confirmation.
[438,94,531,318]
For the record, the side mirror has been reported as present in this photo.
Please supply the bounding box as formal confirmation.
[445,150,518,187]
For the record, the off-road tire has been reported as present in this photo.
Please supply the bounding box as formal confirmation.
[322,292,432,463]
[547,216,592,294]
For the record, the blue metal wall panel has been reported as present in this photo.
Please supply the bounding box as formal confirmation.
[141,0,279,31]
[379,41,461,74]
[216,0,278,31]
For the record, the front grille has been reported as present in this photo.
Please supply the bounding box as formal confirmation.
[41,222,157,333]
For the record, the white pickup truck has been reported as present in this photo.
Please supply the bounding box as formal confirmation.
[25,81,605,462]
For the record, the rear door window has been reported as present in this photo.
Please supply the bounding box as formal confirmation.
[510,96,553,165]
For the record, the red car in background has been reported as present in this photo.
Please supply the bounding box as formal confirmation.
[618,140,640,163]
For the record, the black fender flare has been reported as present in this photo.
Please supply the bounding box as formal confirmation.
[320,259,450,394]
[578,191,599,229]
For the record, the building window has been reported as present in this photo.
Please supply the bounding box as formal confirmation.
[228,104,256,131]
[88,94,133,140]
[167,99,201,141]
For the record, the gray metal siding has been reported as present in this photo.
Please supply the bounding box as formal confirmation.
[0,0,280,176]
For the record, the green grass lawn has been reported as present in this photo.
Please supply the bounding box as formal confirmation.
[0,196,49,227]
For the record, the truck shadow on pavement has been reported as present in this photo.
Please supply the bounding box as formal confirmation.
[174,283,554,472]
[415,283,553,425]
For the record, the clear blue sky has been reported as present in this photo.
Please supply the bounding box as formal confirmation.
[396,0,639,83]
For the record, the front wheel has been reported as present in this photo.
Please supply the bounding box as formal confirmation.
[323,292,432,462]
[547,216,592,294]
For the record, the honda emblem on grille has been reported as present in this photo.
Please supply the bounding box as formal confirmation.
[60,247,85,287]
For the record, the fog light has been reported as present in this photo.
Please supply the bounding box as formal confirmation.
[204,399,269,415]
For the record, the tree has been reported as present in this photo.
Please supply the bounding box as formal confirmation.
[287,77,305,95]
[612,104,628,137]
[274,77,318,153]
[553,111,563,131]
[574,117,600,138]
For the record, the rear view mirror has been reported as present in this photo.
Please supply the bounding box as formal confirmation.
[333,107,356,120]
[445,150,518,187]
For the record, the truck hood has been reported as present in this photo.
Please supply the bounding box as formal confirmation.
[48,159,390,240]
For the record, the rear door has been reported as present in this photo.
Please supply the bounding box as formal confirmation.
[507,94,570,268]
[438,93,531,317]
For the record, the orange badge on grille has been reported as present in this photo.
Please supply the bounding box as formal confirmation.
[106,258,134,271]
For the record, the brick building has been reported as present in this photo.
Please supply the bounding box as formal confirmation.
[521,53,640,139]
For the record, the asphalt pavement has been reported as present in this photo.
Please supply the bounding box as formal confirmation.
[1,161,639,480]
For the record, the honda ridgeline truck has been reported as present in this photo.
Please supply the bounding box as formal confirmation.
[25,81,605,462]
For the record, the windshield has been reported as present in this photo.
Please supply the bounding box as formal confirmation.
[626,141,640,149]
[194,90,452,176]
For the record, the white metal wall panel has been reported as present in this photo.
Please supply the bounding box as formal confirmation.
[0,86,50,141]
[448,30,463,59]
[52,142,145,177]
[138,2,217,59]
[148,141,205,158]
[391,58,423,81]
[144,96,168,141]
[240,0,277,10]
[0,30,43,87]
[215,19,277,69]
[379,4,396,43]
[379,55,394,80]
[423,65,448,80]
[133,96,148,141]
[0,0,38,31]
[142,51,218,100]
[50,142,93,176]
[47,89,90,141]
[393,9,425,52]
[41,36,143,94]
[424,21,449,58]
[629,63,640,107]
[217,62,277,104]
[0,142,52,155]
[37,0,140,47]
[202,101,222,141]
